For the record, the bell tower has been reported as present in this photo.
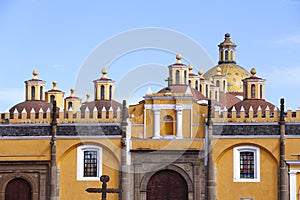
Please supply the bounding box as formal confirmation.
[218,33,237,64]
[168,54,189,85]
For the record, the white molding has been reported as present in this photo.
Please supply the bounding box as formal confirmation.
[213,135,280,139]
[77,145,102,181]
[213,122,279,126]
[233,145,260,182]
[286,160,300,165]
[289,170,298,200]
[144,104,192,110]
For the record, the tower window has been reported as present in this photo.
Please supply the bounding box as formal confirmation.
[225,50,229,61]
[216,80,220,87]
[100,85,105,100]
[223,80,226,92]
[195,80,198,90]
[50,95,55,104]
[175,70,180,84]
[109,85,112,100]
[260,85,263,99]
[184,71,187,84]
[31,86,35,100]
[200,84,202,93]
[68,102,73,110]
[251,84,255,99]
[40,86,43,100]
[230,50,233,60]
[205,85,209,98]
[215,91,218,100]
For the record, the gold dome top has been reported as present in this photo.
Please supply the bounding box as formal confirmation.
[102,68,107,75]
[204,63,250,93]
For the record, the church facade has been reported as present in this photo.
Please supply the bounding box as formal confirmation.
[0,34,300,200]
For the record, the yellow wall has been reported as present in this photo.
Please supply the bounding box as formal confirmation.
[216,143,278,200]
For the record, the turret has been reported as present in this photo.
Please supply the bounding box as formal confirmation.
[25,70,46,101]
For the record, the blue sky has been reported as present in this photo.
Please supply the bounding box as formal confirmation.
[0,0,300,112]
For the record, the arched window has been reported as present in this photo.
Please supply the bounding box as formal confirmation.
[162,115,174,135]
[251,84,256,99]
[230,51,234,60]
[109,85,112,100]
[68,102,73,110]
[195,80,198,90]
[205,84,209,98]
[244,85,247,98]
[100,85,105,100]
[188,80,191,85]
[223,80,226,92]
[31,86,35,100]
[260,85,263,99]
[225,50,229,61]
[184,71,187,84]
[200,84,202,93]
[215,91,218,100]
[216,80,220,87]
[40,86,43,100]
[50,95,55,104]
[175,70,180,84]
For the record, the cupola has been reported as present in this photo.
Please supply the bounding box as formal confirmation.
[218,33,237,64]
[64,88,81,111]
[168,54,189,85]
[45,81,65,108]
[93,68,114,101]
[242,68,265,100]
[25,70,46,101]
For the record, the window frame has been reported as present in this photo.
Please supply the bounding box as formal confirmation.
[233,145,260,182]
[77,145,102,181]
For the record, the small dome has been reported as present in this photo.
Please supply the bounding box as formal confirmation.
[80,99,122,113]
[228,99,276,113]
[9,100,58,114]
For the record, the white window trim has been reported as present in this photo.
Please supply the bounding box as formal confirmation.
[77,145,102,181]
[233,145,260,182]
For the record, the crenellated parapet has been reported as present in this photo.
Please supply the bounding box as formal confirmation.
[1,106,121,124]
[212,106,300,123]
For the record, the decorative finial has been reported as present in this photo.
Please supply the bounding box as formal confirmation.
[189,64,193,71]
[250,68,257,77]
[216,66,222,75]
[225,33,230,38]
[52,81,57,90]
[198,69,203,77]
[70,88,75,97]
[102,68,107,78]
[32,70,39,80]
[86,93,90,102]
[176,54,182,63]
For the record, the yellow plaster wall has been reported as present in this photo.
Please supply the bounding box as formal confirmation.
[131,139,204,150]
[216,146,278,200]
[285,138,300,160]
[0,139,50,161]
[58,141,119,200]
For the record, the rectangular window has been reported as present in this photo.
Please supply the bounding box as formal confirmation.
[234,146,260,182]
[240,152,254,178]
[77,145,102,181]
[84,151,98,177]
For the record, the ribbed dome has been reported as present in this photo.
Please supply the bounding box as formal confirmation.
[204,63,250,93]
[9,100,56,113]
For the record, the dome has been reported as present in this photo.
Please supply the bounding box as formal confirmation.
[80,99,122,113]
[9,100,58,114]
[204,63,250,93]
[228,99,276,113]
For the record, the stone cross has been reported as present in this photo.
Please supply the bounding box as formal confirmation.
[86,175,120,200]
[165,77,172,91]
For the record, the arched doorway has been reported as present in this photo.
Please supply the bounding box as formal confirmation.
[5,178,31,200]
[147,169,188,200]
